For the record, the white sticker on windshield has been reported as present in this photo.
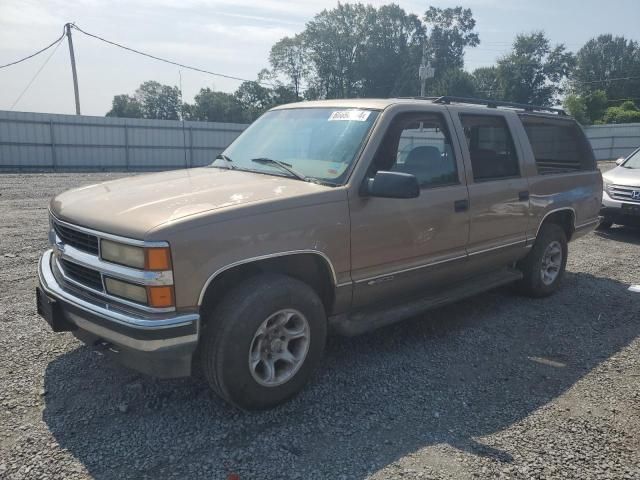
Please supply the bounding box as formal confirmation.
[328,110,371,122]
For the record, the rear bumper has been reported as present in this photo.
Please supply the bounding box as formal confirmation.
[37,249,199,377]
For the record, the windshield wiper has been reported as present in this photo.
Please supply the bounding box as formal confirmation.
[213,153,235,170]
[251,157,307,181]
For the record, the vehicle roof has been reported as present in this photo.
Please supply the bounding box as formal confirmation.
[270,97,570,119]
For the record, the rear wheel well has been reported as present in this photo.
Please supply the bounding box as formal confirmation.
[199,254,335,322]
[539,209,575,241]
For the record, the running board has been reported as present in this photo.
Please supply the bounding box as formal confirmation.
[330,268,523,336]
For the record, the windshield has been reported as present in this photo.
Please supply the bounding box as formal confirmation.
[214,108,379,184]
[622,149,640,169]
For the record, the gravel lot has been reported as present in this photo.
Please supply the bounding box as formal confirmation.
[1,171,639,480]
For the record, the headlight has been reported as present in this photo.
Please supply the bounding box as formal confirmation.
[602,179,613,196]
[104,278,175,308]
[104,277,148,304]
[101,240,172,271]
[101,240,145,269]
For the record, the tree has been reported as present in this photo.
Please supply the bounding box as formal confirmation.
[564,90,608,124]
[134,81,182,120]
[423,6,480,74]
[602,101,640,124]
[269,35,308,98]
[430,68,476,97]
[303,2,374,98]
[358,4,425,97]
[472,66,503,99]
[571,35,640,103]
[184,88,248,123]
[496,32,574,106]
[106,94,143,118]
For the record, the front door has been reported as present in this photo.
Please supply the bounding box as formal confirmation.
[349,110,470,308]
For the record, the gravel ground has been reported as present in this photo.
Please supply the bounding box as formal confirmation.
[1,171,639,480]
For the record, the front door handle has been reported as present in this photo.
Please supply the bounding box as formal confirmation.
[519,190,530,201]
[454,199,469,212]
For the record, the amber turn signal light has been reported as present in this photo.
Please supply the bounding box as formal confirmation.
[147,285,175,308]
[145,247,172,271]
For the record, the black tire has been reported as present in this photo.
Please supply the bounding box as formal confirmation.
[596,218,614,231]
[200,273,327,410]
[516,223,568,297]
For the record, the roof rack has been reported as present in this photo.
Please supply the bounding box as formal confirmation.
[432,96,567,116]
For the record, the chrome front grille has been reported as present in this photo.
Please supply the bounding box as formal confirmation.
[53,221,99,254]
[59,258,103,291]
[609,184,640,203]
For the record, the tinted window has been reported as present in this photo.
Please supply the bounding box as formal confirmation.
[520,115,596,174]
[460,114,520,181]
[372,113,458,188]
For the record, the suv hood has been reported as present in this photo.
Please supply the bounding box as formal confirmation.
[603,166,640,186]
[50,167,331,238]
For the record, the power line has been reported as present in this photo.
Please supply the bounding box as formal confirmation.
[0,29,65,69]
[70,24,275,87]
[10,36,64,110]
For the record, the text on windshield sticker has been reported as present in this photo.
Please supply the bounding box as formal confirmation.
[328,110,371,122]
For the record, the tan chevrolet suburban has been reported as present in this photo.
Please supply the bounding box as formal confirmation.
[37,96,602,409]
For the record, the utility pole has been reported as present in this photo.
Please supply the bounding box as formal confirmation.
[418,42,434,97]
[65,23,81,115]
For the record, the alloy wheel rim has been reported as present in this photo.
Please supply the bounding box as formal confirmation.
[540,240,562,286]
[248,308,310,387]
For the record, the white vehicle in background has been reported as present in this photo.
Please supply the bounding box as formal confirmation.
[600,147,640,230]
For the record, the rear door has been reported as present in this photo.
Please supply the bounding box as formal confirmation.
[449,111,531,270]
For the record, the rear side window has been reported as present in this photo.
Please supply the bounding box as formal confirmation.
[459,114,520,181]
[519,115,596,174]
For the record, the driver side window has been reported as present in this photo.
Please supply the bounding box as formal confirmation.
[371,112,459,188]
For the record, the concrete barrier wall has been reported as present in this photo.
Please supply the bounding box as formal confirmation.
[583,123,640,161]
[1,109,639,170]
[0,110,248,171]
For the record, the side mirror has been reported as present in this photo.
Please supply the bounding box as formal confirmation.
[616,157,625,166]
[361,171,420,199]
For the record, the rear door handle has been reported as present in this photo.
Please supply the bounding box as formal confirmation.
[519,191,530,201]
[454,199,469,212]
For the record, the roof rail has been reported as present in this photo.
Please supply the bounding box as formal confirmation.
[432,96,567,116]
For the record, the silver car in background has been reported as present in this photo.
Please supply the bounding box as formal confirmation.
[600,147,640,229]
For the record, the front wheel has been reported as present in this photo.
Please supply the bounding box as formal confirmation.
[200,273,327,410]
[516,223,568,297]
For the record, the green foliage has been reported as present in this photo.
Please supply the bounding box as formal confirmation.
[135,81,182,120]
[423,6,479,74]
[106,94,143,118]
[184,88,248,123]
[471,66,502,99]
[496,32,574,106]
[564,91,612,125]
[430,68,476,97]
[602,101,640,124]
[269,35,308,98]
[571,35,640,100]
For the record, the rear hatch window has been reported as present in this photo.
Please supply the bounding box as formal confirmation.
[519,115,596,174]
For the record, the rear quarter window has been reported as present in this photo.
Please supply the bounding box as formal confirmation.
[519,115,596,174]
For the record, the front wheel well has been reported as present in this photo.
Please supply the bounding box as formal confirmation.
[199,254,335,321]
[538,209,575,241]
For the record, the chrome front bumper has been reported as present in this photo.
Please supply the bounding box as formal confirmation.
[38,250,200,377]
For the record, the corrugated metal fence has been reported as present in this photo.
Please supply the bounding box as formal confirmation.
[583,123,640,161]
[0,110,248,170]
[1,110,639,170]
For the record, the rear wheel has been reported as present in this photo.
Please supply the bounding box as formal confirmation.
[516,223,568,297]
[200,273,327,410]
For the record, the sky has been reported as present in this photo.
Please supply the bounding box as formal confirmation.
[1,0,639,116]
